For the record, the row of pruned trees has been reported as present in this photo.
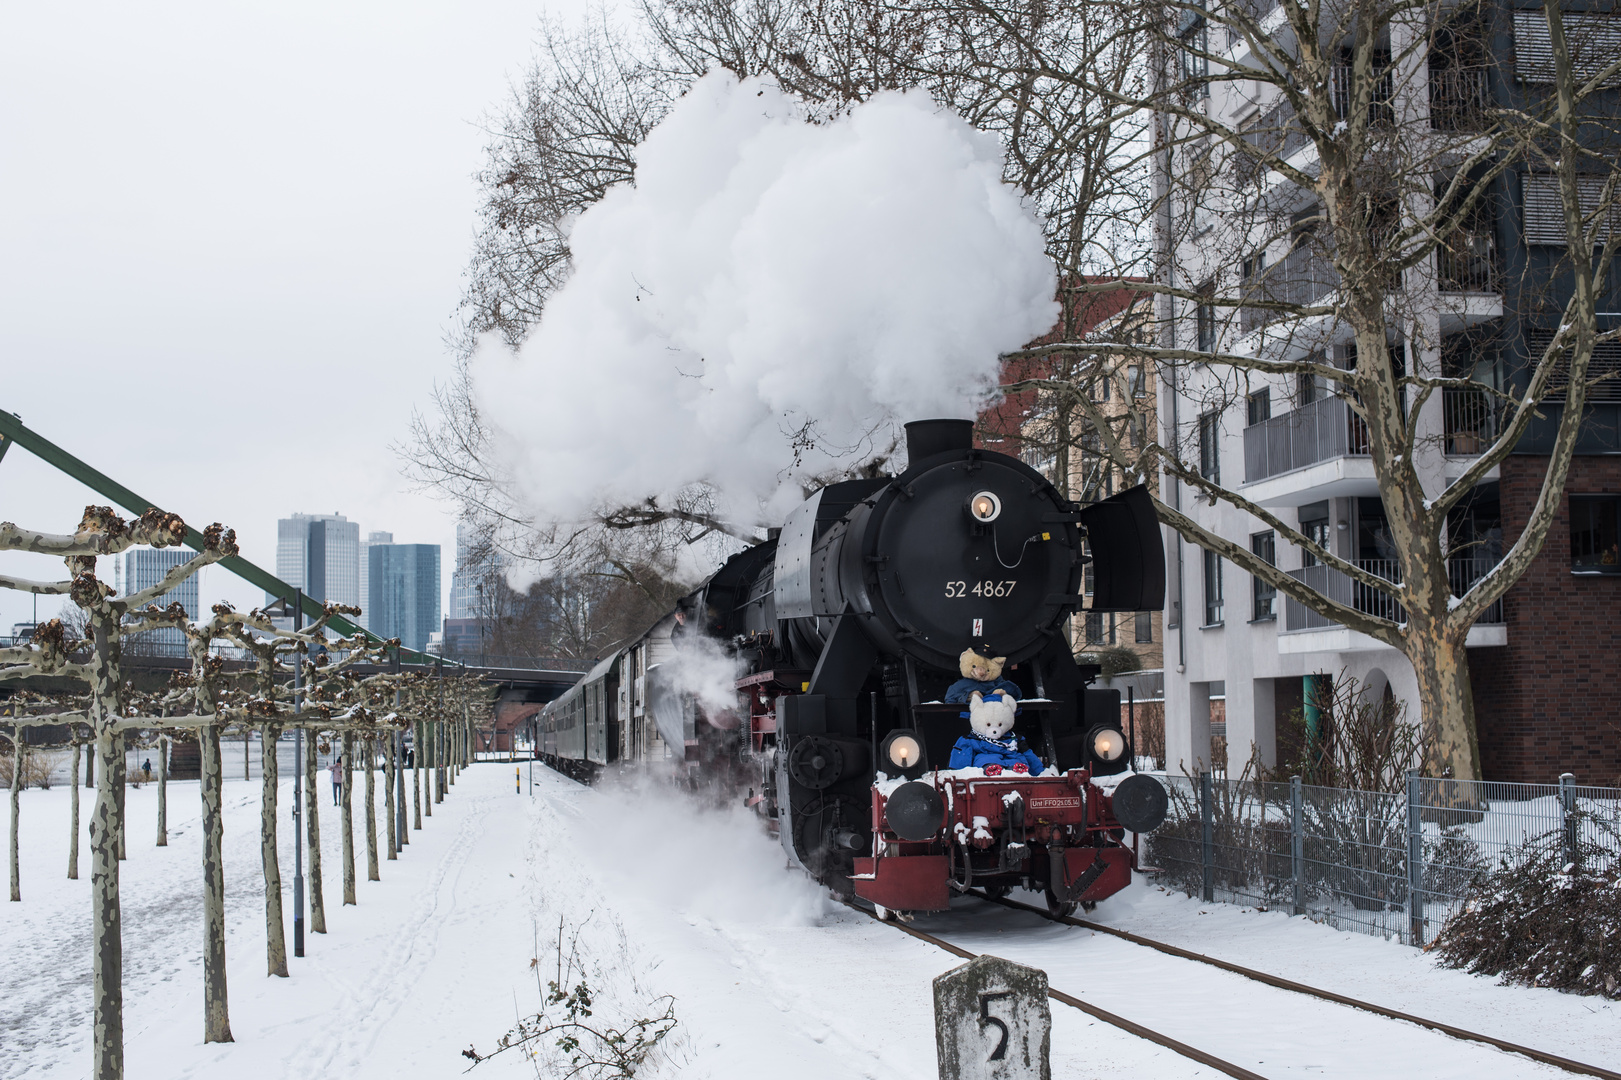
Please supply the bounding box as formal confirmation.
[1,506,491,1080]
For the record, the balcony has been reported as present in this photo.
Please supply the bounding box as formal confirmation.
[1437,228,1498,292]
[1443,386,1499,454]
[1282,557,1505,642]
[1243,397,1370,483]
[1331,63,1395,127]
[1429,66,1489,131]
[1240,246,1341,333]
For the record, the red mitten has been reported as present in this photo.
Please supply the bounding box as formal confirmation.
[983,763,1003,776]
[1011,762,1029,774]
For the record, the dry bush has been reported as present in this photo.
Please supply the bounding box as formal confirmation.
[0,746,55,790]
[1434,830,1621,998]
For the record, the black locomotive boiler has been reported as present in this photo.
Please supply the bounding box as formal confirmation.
[540,418,1170,915]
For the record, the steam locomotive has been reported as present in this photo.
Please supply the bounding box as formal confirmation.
[539,418,1169,916]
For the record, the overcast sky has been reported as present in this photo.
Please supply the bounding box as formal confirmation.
[0,1,590,631]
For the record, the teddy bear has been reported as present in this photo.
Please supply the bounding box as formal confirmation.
[944,646,1024,704]
[947,690,1045,776]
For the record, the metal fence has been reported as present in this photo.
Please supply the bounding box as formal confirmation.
[1144,771,1618,946]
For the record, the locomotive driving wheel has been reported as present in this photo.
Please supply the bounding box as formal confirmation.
[795,793,870,898]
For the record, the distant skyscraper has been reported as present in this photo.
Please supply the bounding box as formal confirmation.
[448,522,495,620]
[120,547,200,651]
[272,513,361,612]
[357,531,393,631]
[368,543,441,654]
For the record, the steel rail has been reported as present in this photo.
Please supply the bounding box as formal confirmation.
[973,891,1621,1080]
[844,900,1270,1080]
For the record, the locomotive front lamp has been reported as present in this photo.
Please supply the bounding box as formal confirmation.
[881,729,927,779]
[1092,727,1128,762]
[885,731,922,769]
[968,491,1002,523]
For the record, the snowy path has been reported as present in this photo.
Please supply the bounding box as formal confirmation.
[4,762,1617,1079]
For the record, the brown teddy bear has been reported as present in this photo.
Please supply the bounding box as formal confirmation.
[944,646,1023,703]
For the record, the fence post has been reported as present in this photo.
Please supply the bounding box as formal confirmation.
[1290,775,1304,917]
[1559,773,1578,870]
[1200,770,1214,903]
[1406,770,1424,946]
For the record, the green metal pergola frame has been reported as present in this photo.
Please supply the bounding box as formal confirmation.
[0,409,456,667]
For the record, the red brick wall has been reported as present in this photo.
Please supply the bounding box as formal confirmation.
[1471,455,1621,784]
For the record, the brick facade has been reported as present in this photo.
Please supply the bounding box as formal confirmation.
[1472,455,1621,784]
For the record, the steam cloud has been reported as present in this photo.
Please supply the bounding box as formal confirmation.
[472,72,1057,527]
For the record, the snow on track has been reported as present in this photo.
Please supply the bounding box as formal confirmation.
[4,762,1615,1078]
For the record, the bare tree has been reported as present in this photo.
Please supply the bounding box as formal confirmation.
[967,0,1621,780]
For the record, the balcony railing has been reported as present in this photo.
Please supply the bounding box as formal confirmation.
[1240,245,1341,333]
[1331,63,1395,127]
[1443,386,1500,454]
[1429,66,1489,131]
[1283,556,1503,632]
[1243,397,1369,482]
[1437,227,1498,292]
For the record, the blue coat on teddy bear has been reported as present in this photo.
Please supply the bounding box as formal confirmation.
[946,688,1045,775]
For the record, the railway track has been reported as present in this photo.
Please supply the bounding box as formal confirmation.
[968,891,1621,1080]
[848,894,1620,1080]
[845,899,1268,1080]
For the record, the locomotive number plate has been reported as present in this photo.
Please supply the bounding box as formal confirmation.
[944,580,1017,598]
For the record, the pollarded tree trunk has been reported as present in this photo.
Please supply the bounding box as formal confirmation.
[412,722,423,829]
[9,729,21,902]
[199,724,233,1043]
[383,733,396,861]
[435,722,445,804]
[91,724,124,1079]
[304,734,326,934]
[156,736,167,848]
[69,743,81,879]
[260,726,288,977]
[363,736,379,883]
[340,730,356,906]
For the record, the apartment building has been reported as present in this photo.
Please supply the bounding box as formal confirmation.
[1157,2,1621,782]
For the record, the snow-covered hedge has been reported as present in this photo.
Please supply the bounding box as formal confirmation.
[1433,834,1620,999]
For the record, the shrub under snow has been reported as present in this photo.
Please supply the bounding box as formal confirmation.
[1433,834,1621,999]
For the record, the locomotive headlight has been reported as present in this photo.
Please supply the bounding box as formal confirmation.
[885,732,922,769]
[1091,727,1127,762]
[880,729,926,779]
[968,490,1002,523]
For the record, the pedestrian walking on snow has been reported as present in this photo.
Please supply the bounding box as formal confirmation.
[330,756,343,805]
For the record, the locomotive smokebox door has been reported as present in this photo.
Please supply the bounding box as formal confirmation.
[933,955,1051,1080]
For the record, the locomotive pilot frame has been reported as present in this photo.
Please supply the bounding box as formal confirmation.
[539,418,1170,916]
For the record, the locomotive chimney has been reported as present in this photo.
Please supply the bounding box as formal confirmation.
[904,418,974,462]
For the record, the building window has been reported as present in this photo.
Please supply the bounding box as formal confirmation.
[1247,389,1271,426]
[1570,495,1621,572]
[1203,549,1224,625]
[1300,502,1331,567]
[1198,411,1222,484]
[1128,365,1147,397]
[1135,610,1153,643]
[1196,281,1216,352]
[1179,6,1210,95]
[1084,611,1116,644]
[1251,531,1277,619]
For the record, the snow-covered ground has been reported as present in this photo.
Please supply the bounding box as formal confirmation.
[3,763,1617,1079]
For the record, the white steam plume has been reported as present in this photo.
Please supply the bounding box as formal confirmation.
[472,72,1057,528]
